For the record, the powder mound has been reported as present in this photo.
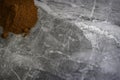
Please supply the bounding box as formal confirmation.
[0,0,38,38]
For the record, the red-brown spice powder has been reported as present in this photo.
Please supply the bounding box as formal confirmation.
[0,0,38,38]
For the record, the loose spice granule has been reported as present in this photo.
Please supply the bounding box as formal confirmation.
[0,0,38,38]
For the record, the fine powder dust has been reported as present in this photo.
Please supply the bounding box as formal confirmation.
[0,0,38,38]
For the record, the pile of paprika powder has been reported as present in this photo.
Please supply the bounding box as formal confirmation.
[0,0,38,38]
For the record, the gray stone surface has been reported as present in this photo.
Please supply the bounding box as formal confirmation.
[45,0,120,25]
[0,0,120,80]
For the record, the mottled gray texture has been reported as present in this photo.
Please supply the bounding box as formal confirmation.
[0,0,120,80]
[46,0,120,25]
